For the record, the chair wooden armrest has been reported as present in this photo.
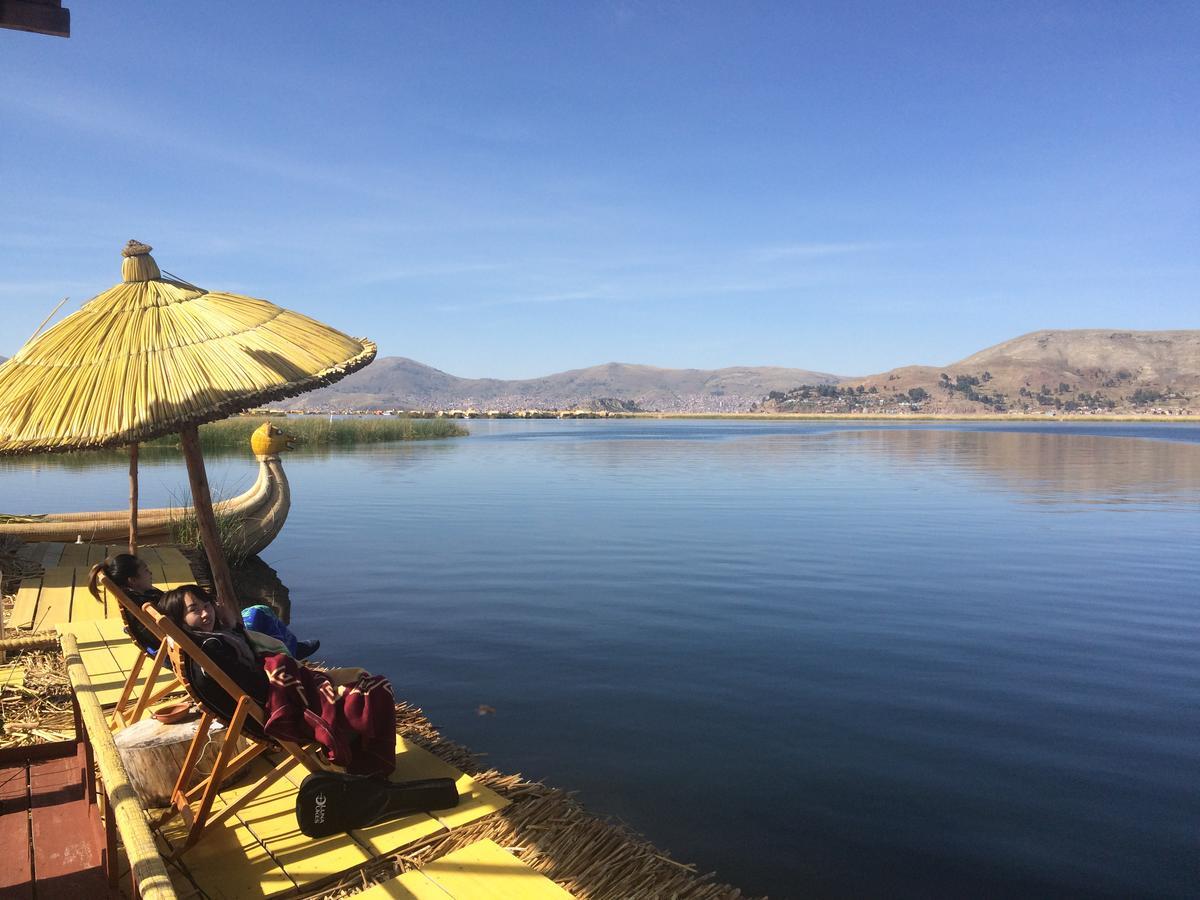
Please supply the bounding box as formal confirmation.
[91,573,182,730]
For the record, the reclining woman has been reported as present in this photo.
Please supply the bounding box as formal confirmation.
[158,584,396,776]
[90,553,319,660]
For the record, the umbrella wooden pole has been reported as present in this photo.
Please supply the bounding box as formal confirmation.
[179,424,239,626]
[128,442,139,555]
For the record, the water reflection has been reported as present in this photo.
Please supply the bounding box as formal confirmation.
[530,426,1200,502]
[833,429,1200,501]
[3,420,1195,898]
[0,439,462,473]
[232,555,292,623]
[0,440,461,516]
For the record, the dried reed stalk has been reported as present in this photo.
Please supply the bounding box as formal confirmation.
[0,536,43,592]
[0,646,74,750]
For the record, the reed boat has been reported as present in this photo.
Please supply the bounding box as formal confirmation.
[0,422,292,557]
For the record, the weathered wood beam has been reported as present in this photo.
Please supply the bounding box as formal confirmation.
[128,442,139,555]
[179,424,239,626]
[0,1,71,38]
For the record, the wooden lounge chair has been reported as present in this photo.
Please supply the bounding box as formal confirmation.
[140,603,334,856]
[88,572,183,730]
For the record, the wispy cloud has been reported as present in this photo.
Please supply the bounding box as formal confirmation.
[431,265,858,314]
[436,288,614,313]
[612,3,637,28]
[751,241,886,262]
[426,238,901,313]
[347,262,514,287]
[0,85,400,199]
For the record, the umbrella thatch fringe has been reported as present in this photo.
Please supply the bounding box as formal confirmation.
[285,702,758,900]
[0,242,377,457]
[0,336,376,456]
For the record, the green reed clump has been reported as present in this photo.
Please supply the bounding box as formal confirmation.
[144,415,466,451]
[168,503,251,568]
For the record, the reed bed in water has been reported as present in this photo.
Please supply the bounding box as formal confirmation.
[144,415,467,450]
[169,502,251,567]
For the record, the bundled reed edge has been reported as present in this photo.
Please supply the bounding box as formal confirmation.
[292,702,758,900]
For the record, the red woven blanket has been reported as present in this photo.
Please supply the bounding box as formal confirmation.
[260,654,396,776]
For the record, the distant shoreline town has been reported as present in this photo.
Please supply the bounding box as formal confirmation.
[266,407,1199,422]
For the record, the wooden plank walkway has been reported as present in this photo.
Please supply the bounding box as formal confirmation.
[12,542,197,633]
[358,839,574,899]
[158,737,508,899]
[0,741,114,899]
[48,560,513,899]
[0,664,25,691]
[58,640,511,896]
[0,756,33,898]
[58,618,180,710]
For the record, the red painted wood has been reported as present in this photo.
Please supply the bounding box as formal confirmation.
[0,763,33,899]
[0,740,80,767]
[0,763,29,805]
[28,745,111,898]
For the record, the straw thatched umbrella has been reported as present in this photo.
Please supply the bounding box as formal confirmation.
[0,240,375,623]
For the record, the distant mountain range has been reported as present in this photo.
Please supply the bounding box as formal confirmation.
[276,358,840,413]
[274,330,1197,414]
[5,332,1194,414]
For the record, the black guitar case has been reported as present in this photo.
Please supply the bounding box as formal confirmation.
[296,771,459,838]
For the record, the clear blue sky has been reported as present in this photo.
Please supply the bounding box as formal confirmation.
[2,2,1197,378]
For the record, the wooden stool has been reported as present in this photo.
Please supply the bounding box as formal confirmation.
[113,714,244,808]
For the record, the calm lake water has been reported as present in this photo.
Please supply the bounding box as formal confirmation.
[4,420,1199,898]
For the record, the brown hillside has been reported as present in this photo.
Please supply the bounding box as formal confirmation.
[859,330,1198,413]
[763,330,1199,415]
[955,329,1199,377]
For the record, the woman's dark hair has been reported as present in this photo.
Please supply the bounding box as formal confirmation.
[103,553,141,586]
[159,584,211,631]
[87,553,143,600]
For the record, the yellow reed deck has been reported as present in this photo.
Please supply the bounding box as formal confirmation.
[153,738,509,899]
[51,563,517,899]
[58,616,179,708]
[12,541,195,633]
